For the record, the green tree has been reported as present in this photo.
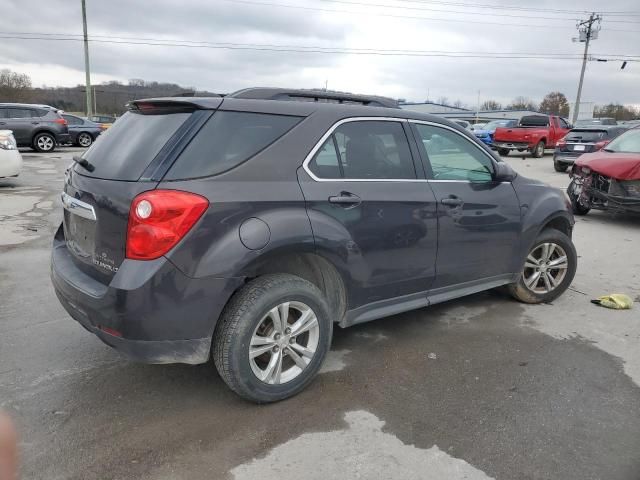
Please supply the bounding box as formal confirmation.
[539,91,570,116]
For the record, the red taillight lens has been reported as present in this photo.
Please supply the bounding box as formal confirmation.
[594,140,610,150]
[126,190,209,260]
[55,118,68,125]
[557,136,567,147]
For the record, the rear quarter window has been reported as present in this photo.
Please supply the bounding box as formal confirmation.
[164,111,302,180]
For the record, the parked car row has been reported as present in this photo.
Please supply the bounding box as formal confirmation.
[0,102,116,152]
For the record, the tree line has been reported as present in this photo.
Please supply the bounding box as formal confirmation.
[1,69,638,120]
[438,91,639,121]
[0,69,216,115]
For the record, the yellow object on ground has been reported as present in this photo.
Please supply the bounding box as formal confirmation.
[591,294,634,310]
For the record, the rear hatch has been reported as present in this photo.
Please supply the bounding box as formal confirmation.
[557,129,608,155]
[61,100,218,283]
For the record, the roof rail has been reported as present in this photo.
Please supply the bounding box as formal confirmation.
[228,88,399,109]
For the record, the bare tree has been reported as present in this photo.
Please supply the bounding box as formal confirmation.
[436,96,449,106]
[480,100,502,111]
[0,69,33,102]
[507,96,538,111]
[539,92,570,116]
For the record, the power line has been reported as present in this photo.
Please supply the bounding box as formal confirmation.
[322,0,581,21]
[219,0,572,29]
[388,0,640,16]
[2,33,639,60]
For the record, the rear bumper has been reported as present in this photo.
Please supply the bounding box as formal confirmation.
[51,226,243,364]
[493,141,532,150]
[0,150,22,177]
[553,152,580,165]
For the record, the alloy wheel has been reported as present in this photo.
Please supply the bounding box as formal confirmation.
[522,242,569,294]
[37,135,54,151]
[249,301,320,385]
[78,133,92,147]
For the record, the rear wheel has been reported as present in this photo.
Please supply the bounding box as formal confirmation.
[553,161,567,172]
[497,148,510,156]
[531,141,545,158]
[508,229,577,304]
[213,274,332,403]
[76,132,93,148]
[32,132,56,153]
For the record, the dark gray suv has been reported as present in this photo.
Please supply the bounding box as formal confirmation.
[0,103,70,152]
[51,88,577,403]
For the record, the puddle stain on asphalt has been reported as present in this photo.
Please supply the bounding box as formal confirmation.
[231,410,493,480]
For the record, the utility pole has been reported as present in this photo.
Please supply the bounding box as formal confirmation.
[572,13,601,124]
[81,0,92,116]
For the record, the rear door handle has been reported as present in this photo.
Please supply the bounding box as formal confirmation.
[441,196,463,207]
[329,192,361,208]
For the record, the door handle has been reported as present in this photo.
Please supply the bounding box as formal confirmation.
[441,196,463,207]
[31,121,40,125]
[329,192,361,207]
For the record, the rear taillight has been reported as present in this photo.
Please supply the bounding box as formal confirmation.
[55,118,68,125]
[594,140,610,150]
[557,136,567,148]
[126,190,209,260]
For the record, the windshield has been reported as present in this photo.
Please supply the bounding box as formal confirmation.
[604,128,640,153]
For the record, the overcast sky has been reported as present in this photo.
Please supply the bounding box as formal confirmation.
[0,0,638,107]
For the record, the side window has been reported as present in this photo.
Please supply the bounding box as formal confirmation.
[64,115,82,125]
[165,111,302,180]
[413,124,494,182]
[5,108,32,119]
[308,138,342,179]
[308,121,416,180]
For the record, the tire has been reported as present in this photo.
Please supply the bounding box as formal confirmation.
[553,161,567,172]
[32,132,56,153]
[531,141,545,158]
[76,132,93,148]
[567,179,591,215]
[213,274,333,403]
[508,229,577,304]
[497,148,510,156]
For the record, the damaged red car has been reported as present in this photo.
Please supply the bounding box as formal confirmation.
[567,127,640,215]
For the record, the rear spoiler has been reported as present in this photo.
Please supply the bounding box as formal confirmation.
[126,98,222,114]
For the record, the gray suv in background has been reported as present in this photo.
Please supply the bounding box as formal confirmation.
[0,103,70,152]
[51,88,577,403]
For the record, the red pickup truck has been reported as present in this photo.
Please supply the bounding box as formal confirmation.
[493,115,571,158]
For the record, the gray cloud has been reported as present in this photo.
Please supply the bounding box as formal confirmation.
[0,0,638,105]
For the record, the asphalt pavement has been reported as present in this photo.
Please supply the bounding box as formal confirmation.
[1,147,639,480]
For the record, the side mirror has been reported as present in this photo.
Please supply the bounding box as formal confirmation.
[493,161,516,182]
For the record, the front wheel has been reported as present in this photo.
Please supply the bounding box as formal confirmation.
[567,179,590,215]
[508,229,577,304]
[213,274,332,403]
[497,148,510,156]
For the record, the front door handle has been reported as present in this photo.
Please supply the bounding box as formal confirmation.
[329,192,361,208]
[31,121,40,125]
[441,196,463,207]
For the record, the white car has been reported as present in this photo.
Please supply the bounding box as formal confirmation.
[0,130,23,178]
